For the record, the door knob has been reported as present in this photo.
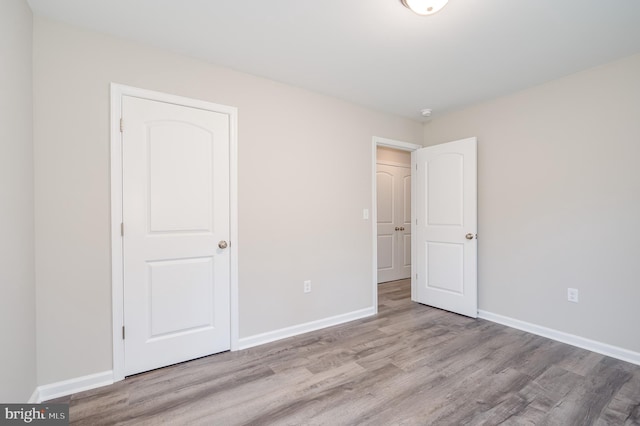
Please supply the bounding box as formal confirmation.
[395,227,400,231]
[218,240,228,249]
[400,227,405,231]
[465,233,474,240]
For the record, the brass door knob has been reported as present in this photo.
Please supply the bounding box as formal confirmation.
[400,227,405,231]
[465,233,474,240]
[395,227,400,231]
[218,240,228,249]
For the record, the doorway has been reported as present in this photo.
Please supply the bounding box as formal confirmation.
[371,137,422,311]
[372,136,478,317]
[110,84,239,381]
[376,146,412,283]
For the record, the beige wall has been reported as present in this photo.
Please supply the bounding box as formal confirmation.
[0,0,36,402]
[33,17,422,385]
[424,54,640,353]
[377,146,411,165]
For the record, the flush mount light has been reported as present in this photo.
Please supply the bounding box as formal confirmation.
[400,0,449,16]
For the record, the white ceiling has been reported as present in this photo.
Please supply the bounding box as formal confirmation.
[27,0,640,120]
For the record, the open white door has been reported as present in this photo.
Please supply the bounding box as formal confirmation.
[412,137,477,318]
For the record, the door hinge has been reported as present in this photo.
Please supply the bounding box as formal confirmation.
[122,326,125,340]
[416,273,418,280]
[120,222,124,237]
[415,163,418,170]
[119,118,124,133]
[415,218,418,225]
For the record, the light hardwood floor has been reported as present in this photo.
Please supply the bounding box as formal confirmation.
[51,280,640,425]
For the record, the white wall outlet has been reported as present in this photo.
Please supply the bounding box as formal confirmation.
[567,288,579,303]
[363,208,369,220]
[304,280,311,293]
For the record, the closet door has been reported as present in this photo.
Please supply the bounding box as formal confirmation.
[377,163,411,283]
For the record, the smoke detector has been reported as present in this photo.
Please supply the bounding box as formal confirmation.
[420,108,432,117]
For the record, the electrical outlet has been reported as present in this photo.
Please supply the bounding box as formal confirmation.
[304,280,311,293]
[567,288,579,303]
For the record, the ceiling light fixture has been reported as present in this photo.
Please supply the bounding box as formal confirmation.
[400,0,449,16]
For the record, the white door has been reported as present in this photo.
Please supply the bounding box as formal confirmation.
[122,95,231,376]
[412,137,477,318]
[377,163,412,283]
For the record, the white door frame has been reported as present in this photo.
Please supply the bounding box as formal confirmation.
[371,137,422,312]
[110,83,239,381]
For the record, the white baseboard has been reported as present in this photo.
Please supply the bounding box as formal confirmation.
[478,310,640,366]
[28,388,40,404]
[238,307,376,350]
[36,370,114,403]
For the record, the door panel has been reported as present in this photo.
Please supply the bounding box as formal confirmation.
[377,163,411,283]
[412,138,477,318]
[426,153,464,226]
[377,235,394,270]
[147,257,214,337]
[403,175,412,224]
[426,242,463,294]
[376,172,394,224]
[122,95,231,376]
[403,174,412,269]
[403,234,412,267]
[148,123,213,232]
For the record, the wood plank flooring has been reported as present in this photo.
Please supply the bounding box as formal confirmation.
[51,280,640,425]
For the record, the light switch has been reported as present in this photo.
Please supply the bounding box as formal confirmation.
[363,209,369,220]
